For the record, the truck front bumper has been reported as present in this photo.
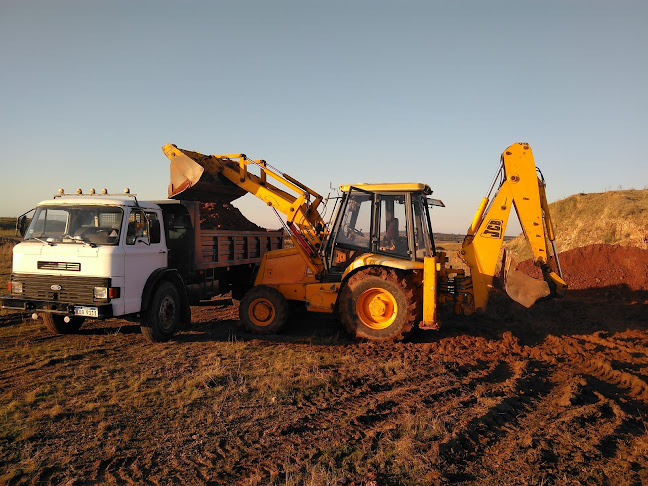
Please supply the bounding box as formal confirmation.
[0,295,113,318]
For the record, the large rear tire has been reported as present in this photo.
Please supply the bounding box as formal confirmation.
[239,286,288,334]
[339,267,420,342]
[42,313,84,334]
[141,282,181,342]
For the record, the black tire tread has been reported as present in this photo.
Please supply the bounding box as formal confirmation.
[41,313,84,334]
[339,267,421,342]
[140,281,181,343]
[239,285,288,335]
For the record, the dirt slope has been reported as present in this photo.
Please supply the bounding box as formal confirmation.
[506,189,648,261]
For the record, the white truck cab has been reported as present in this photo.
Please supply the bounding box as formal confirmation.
[3,192,186,341]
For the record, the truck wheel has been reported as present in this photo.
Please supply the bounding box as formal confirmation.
[239,286,288,334]
[141,282,181,342]
[41,313,84,334]
[339,267,420,342]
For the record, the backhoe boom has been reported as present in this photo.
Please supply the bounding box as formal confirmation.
[459,142,567,312]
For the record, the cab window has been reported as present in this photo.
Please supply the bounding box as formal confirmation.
[377,195,409,257]
[334,190,373,251]
[126,209,148,245]
[146,212,161,244]
[412,196,435,260]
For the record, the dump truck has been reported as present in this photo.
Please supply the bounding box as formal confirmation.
[163,142,567,341]
[1,196,282,341]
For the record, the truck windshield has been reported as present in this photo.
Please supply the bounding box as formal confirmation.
[25,206,124,246]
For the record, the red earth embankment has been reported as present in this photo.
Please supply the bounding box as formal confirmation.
[517,243,648,300]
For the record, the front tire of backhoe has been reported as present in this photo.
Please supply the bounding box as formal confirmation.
[42,313,84,334]
[239,286,288,335]
[141,282,181,342]
[339,268,420,342]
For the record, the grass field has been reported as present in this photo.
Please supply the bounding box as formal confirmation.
[0,218,20,315]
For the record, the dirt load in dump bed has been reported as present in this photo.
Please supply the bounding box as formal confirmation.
[199,201,265,231]
[517,243,648,301]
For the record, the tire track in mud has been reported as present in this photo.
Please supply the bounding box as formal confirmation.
[550,334,648,476]
[106,335,552,483]
[530,334,648,404]
[204,373,448,481]
[204,340,538,482]
[436,359,554,480]
[430,328,648,483]
[491,332,648,483]
[480,371,647,483]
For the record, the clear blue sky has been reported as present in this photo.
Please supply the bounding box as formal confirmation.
[1,0,646,234]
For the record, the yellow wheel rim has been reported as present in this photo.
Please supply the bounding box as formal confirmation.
[249,298,275,327]
[357,287,398,330]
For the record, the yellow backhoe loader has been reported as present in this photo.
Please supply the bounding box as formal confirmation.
[163,142,567,341]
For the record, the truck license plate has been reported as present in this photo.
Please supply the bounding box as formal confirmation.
[74,306,98,317]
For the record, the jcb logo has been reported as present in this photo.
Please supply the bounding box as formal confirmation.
[481,219,503,239]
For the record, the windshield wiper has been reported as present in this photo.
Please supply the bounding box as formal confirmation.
[26,236,53,246]
[62,234,97,248]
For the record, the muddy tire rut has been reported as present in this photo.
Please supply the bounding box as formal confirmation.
[1,286,648,484]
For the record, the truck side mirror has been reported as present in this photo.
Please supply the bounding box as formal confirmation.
[150,220,161,244]
[16,215,27,238]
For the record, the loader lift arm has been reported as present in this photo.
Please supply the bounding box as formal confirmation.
[162,144,326,274]
[458,142,567,313]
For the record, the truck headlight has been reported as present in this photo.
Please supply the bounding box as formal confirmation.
[10,282,23,294]
[93,286,108,299]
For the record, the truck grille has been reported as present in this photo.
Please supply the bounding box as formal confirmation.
[37,261,81,271]
[12,274,110,304]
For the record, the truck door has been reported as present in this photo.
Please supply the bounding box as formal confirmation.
[123,208,167,314]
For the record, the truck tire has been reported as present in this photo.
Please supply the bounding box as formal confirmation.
[141,282,181,342]
[41,313,84,334]
[239,285,288,334]
[339,267,420,342]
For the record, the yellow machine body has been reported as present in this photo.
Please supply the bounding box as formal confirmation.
[163,142,566,341]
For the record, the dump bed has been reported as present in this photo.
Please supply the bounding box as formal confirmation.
[154,200,282,274]
[197,229,282,269]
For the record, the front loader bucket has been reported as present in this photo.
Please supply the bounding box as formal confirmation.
[163,144,246,203]
[503,251,551,308]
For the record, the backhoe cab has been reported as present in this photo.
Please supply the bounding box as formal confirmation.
[323,184,443,279]
[316,184,447,340]
[163,142,566,342]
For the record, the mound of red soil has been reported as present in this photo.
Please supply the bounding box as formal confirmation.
[517,244,648,291]
[199,202,265,232]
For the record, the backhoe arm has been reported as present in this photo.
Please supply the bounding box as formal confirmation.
[459,142,567,313]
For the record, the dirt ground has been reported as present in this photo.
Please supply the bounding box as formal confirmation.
[1,247,648,484]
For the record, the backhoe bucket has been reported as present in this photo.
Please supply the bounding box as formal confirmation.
[503,251,550,308]
[163,144,246,203]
